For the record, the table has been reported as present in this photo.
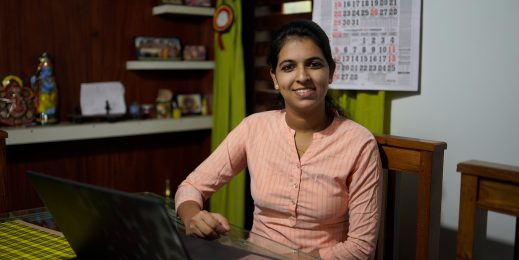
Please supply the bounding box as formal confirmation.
[0,197,317,259]
[456,160,519,260]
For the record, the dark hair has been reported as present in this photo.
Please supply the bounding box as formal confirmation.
[267,19,344,116]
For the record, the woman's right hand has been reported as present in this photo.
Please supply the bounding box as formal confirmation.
[185,210,231,239]
[177,200,230,239]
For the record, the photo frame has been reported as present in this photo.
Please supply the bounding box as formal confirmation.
[134,36,182,60]
[176,93,202,115]
[183,45,207,61]
[160,0,183,5]
[184,0,211,7]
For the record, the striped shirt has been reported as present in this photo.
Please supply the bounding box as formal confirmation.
[175,110,382,259]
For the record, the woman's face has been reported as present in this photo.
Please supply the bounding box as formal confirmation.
[270,36,332,114]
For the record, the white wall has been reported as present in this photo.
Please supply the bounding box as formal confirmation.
[390,0,519,246]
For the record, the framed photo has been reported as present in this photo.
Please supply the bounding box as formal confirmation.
[176,93,202,115]
[184,0,211,7]
[183,45,207,61]
[134,36,182,60]
[160,0,183,5]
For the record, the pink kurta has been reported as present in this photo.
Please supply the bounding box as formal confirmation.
[175,110,382,259]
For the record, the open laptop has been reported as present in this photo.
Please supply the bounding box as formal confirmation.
[26,170,274,260]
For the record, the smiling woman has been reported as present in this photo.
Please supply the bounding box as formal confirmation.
[270,37,331,131]
[175,20,382,260]
[268,21,343,120]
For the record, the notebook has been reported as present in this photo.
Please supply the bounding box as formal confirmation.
[26,170,274,260]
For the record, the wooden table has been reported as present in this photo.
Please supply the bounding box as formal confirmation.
[456,160,519,260]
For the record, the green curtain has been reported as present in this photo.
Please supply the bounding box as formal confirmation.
[330,90,387,134]
[209,0,246,228]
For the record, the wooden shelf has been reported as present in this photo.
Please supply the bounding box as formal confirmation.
[2,116,212,146]
[152,5,215,16]
[126,60,214,70]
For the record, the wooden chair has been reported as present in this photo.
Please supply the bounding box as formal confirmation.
[375,134,447,260]
[456,160,519,260]
[0,130,8,213]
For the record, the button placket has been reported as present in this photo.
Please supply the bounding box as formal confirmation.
[288,162,302,224]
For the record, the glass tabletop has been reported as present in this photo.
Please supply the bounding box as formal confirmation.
[146,192,319,260]
[0,193,319,260]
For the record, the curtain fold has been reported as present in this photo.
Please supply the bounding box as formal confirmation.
[330,90,387,134]
[209,0,246,228]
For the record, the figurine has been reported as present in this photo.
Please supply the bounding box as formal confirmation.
[156,89,172,119]
[0,75,35,126]
[31,52,58,124]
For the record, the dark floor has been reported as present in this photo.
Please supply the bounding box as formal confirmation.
[440,227,515,260]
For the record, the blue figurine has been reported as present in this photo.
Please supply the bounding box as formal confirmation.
[31,52,58,124]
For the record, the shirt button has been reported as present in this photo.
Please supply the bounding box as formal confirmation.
[293,183,298,188]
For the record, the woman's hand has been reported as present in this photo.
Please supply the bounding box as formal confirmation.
[185,210,230,239]
[177,200,230,239]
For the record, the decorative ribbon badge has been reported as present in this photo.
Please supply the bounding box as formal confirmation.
[213,4,234,50]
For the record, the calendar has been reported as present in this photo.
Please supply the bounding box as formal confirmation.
[313,0,421,91]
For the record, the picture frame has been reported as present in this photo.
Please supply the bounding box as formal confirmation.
[184,0,211,7]
[134,36,182,60]
[160,0,183,5]
[176,93,202,115]
[183,45,207,61]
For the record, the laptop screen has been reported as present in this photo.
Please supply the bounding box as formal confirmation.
[26,170,191,259]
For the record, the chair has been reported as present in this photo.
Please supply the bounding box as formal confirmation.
[375,134,447,260]
[456,160,519,260]
[0,130,8,213]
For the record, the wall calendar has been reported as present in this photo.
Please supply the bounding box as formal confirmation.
[313,0,421,91]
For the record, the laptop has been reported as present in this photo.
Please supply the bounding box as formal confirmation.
[26,170,274,260]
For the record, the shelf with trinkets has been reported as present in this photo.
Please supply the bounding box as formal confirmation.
[1,116,212,146]
[126,3,215,71]
[0,0,218,218]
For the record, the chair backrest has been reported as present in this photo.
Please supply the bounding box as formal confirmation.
[375,134,447,260]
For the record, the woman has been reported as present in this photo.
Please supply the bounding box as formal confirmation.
[175,20,382,259]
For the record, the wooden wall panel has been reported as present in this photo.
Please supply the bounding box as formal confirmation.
[0,0,214,212]
[0,131,7,213]
[5,131,211,212]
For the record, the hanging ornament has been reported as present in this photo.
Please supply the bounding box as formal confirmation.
[213,4,234,50]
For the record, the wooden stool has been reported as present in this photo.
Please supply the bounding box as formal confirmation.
[456,160,519,259]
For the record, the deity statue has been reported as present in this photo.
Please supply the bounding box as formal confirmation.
[0,75,34,126]
[31,52,58,124]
